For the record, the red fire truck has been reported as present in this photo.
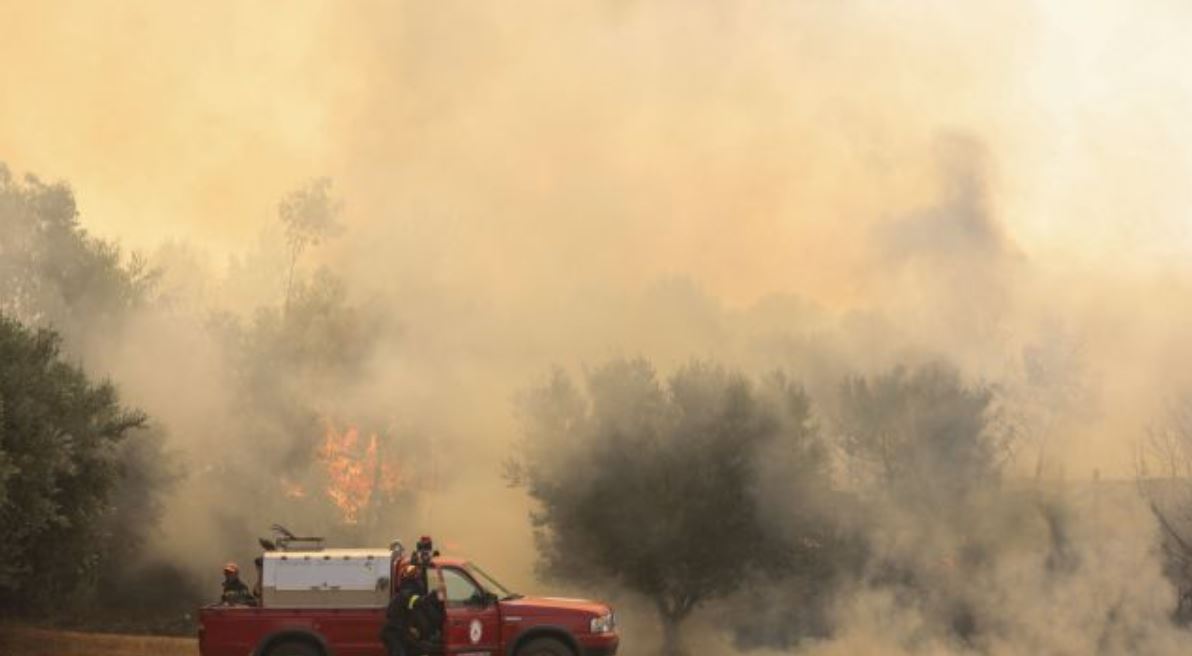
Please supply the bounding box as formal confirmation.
[198,538,619,656]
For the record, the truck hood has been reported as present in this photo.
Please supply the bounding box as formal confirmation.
[500,595,610,616]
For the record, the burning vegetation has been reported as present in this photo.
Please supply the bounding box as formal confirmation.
[318,422,403,526]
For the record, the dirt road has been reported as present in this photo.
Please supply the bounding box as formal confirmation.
[0,625,198,656]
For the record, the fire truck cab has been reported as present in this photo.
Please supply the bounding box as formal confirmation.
[198,541,619,656]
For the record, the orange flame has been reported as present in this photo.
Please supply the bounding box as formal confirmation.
[319,423,402,524]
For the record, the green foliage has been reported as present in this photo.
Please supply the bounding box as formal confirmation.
[838,362,1004,506]
[279,178,344,309]
[833,363,1018,644]
[0,165,157,342]
[197,264,405,549]
[279,178,344,254]
[244,271,379,385]
[210,269,384,453]
[0,315,147,611]
[511,358,832,655]
[0,162,177,617]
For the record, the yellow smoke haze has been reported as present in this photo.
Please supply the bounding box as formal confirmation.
[4,2,1192,650]
[4,0,1190,290]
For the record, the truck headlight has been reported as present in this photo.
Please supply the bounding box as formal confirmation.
[590,612,615,634]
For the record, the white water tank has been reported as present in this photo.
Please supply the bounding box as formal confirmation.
[261,549,393,608]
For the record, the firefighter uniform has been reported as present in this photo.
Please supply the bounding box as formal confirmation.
[381,569,443,656]
[221,574,256,606]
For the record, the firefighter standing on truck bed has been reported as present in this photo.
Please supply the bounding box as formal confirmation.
[220,562,257,606]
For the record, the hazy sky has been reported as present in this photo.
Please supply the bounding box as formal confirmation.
[3,0,1191,309]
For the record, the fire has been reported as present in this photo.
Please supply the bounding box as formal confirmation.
[319,422,402,524]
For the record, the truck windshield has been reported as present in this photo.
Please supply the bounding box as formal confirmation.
[466,563,520,600]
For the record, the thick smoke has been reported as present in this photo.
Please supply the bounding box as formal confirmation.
[4,0,1192,651]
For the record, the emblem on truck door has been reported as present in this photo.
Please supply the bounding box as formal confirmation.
[469,618,483,643]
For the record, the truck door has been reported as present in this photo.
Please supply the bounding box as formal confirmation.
[432,565,501,655]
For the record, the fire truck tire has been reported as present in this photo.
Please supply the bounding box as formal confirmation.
[265,640,322,656]
[517,636,574,656]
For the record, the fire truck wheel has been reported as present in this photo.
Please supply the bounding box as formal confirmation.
[517,636,574,656]
[265,640,322,656]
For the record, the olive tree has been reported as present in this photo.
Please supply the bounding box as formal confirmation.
[837,363,1007,508]
[509,358,830,656]
[834,362,1014,642]
[0,315,148,611]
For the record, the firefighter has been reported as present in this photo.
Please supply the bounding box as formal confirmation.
[380,568,412,656]
[409,571,445,648]
[221,562,257,606]
[381,564,443,656]
[406,535,445,647]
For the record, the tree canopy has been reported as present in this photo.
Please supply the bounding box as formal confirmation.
[0,314,147,611]
[837,363,1005,506]
[510,358,831,655]
[0,165,156,345]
